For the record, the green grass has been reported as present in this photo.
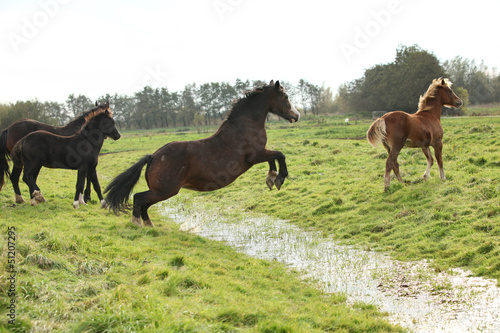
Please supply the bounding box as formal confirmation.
[1,114,499,331]
[146,115,500,282]
[0,117,407,331]
[466,103,500,116]
[197,115,500,281]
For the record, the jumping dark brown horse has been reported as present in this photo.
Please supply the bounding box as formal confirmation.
[0,102,109,204]
[105,80,300,227]
[367,78,463,191]
[11,107,120,208]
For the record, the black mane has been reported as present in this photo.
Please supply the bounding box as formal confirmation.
[66,103,109,127]
[225,85,274,122]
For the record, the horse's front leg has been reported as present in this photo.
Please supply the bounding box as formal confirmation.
[84,176,92,203]
[87,168,107,208]
[73,168,88,209]
[266,160,278,190]
[254,150,288,190]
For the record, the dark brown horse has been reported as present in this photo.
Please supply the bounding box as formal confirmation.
[0,103,108,204]
[11,107,120,208]
[367,78,463,191]
[105,80,300,227]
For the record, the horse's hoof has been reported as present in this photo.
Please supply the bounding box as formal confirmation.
[78,193,87,206]
[266,170,278,190]
[84,196,91,203]
[275,178,284,190]
[30,198,38,206]
[143,219,155,227]
[131,216,142,227]
[33,190,46,203]
[15,194,26,204]
[100,199,108,209]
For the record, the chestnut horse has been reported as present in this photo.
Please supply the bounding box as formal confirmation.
[11,107,120,208]
[367,78,463,191]
[105,80,300,227]
[0,102,108,204]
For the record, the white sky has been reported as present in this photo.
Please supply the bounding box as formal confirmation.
[1,0,500,104]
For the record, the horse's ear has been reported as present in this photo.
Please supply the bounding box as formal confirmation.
[441,78,446,86]
[274,80,280,90]
[105,101,110,108]
[95,101,98,106]
[269,80,274,86]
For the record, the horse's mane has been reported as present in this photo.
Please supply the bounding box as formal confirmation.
[225,84,278,121]
[77,103,112,132]
[65,103,104,127]
[418,78,452,111]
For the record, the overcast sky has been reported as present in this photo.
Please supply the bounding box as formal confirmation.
[1,0,499,104]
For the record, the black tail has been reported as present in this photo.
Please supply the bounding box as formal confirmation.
[0,130,11,191]
[105,155,153,214]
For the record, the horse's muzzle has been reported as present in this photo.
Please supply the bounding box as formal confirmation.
[111,131,121,140]
[288,110,300,123]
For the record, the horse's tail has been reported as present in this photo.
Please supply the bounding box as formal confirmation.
[105,154,153,214]
[367,118,387,148]
[0,130,11,191]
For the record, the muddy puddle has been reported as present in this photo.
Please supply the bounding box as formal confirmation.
[160,198,500,332]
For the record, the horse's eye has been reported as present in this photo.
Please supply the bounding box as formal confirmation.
[284,95,289,100]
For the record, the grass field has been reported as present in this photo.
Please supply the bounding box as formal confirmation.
[1,114,499,332]
[466,103,500,116]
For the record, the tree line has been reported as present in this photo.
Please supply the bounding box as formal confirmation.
[332,45,500,115]
[0,79,334,130]
[3,45,499,130]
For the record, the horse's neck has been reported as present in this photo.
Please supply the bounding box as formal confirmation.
[213,110,268,147]
[418,98,442,120]
[77,121,105,148]
[63,116,86,134]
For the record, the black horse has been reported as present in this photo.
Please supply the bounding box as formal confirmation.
[11,106,120,208]
[0,102,109,204]
[105,81,299,227]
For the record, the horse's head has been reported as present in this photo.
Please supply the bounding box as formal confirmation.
[92,102,121,140]
[266,80,300,123]
[437,78,463,108]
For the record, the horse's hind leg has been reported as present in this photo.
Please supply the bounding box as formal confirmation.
[433,141,446,180]
[132,188,180,227]
[10,166,25,204]
[421,147,433,180]
[32,166,45,203]
[23,164,45,205]
[384,143,403,191]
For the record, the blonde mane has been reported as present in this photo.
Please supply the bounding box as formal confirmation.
[418,78,452,111]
